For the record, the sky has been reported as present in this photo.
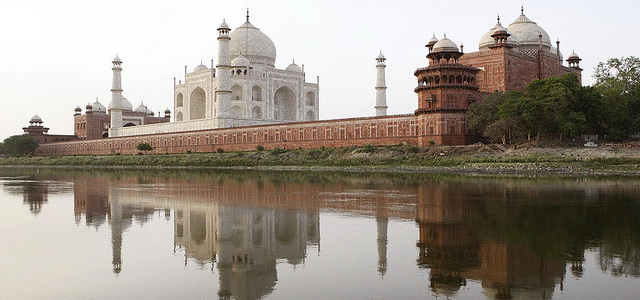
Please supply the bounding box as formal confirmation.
[1,0,638,140]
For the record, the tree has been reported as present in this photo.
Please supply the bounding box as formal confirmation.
[136,143,153,154]
[467,91,524,144]
[594,56,640,140]
[3,135,39,156]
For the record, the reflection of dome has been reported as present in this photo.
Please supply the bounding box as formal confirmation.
[231,55,250,67]
[92,100,106,113]
[432,35,459,53]
[229,20,277,66]
[507,10,551,49]
[285,61,302,73]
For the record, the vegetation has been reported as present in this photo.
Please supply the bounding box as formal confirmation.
[136,143,153,154]
[2,135,39,157]
[468,56,640,143]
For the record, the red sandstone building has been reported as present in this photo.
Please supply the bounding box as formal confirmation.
[30,8,582,155]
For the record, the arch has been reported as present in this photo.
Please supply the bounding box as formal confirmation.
[123,122,136,127]
[252,86,262,101]
[456,76,462,84]
[189,87,206,120]
[251,106,263,119]
[449,76,455,84]
[231,84,243,101]
[102,132,108,138]
[305,110,315,121]
[231,105,243,118]
[274,86,297,121]
[176,93,184,107]
[435,77,440,84]
[176,111,183,121]
[306,91,315,106]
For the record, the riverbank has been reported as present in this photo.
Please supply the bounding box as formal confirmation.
[2,143,640,176]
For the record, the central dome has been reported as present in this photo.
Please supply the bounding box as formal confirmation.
[229,20,277,66]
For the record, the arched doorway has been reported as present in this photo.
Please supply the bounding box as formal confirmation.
[190,87,206,120]
[274,86,296,121]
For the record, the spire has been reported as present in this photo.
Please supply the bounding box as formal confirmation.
[497,14,501,25]
[246,8,250,21]
[521,5,524,15]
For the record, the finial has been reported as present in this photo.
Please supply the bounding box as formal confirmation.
[443,33,447,38]
[246,8,249,21]
[497,14,501,24]
[521,5,524,14]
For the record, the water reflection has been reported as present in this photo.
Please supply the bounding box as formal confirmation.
[1,169,640,299]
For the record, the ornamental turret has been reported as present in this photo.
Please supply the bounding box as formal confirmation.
[375,52,388,116]
[567,51,582,70]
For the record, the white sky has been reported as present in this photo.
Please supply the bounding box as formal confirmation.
[1,0,638,140]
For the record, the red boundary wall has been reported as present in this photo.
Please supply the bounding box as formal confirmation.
[38,114,476,156]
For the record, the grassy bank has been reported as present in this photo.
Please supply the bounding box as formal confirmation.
[1,144,639,175]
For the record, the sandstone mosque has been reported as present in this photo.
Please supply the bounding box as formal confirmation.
[27,8,582,155]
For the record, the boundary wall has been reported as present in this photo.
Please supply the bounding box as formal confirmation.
[38,114,456,156]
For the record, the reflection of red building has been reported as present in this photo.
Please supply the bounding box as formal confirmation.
[415,183,566,299]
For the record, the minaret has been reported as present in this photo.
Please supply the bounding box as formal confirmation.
[215,20,232,126]
[375,52,388,116]
[108,56,124,133]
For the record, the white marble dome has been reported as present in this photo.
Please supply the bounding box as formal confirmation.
[92,100,106,113]
[432,36,459,53]
[231,55,250,67]
[285,61,302,73]
[134,103,153,115]
[229,20,277,66]
[479,22,520,50]
[30,115,42,123]
[507,12,551,49]
[193,64,208,72]
[108,96,133,111]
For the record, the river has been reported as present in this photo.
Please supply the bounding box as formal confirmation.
[1,168,639,299]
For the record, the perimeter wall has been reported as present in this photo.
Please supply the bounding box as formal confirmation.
[37,114,474,156]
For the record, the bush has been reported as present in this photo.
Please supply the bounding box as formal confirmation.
[360,144,376,153]
[216,148,225,153]
[256,145,265,151]
[136,143,153,154]
[271,147,284,155]
[429,140,436,146]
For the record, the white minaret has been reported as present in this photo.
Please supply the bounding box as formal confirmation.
[375,52,388,116]
[108,56,124,133]
[215,20,232,126]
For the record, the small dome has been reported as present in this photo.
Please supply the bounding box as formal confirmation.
[428,34,439,44]
[492,23,508,36]
[74,106,82,112]
[92,100,106,113]
[231,55,250,67]
[218,19,230,30]
[432,35,459,53]
[112,55,122,63]
[193,64,208,72]
[164,108,171,114]
[568,51,580,60]
[376,51,386,60]
[479,22,520,50]
[285,61,302,73]
[86,103,93,110]
[134,102,153,115]
[30,115,42,123]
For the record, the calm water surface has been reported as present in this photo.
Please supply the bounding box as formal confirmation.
[1,168,639,300]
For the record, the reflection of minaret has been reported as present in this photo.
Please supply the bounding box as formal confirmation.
[376,199,388,277]
[23,183,48,215]
[110,188,123,274]
[217,206,233,299]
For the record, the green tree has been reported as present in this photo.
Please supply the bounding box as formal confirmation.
[467,91,524,144]
[3,135,39,156]
[593,56,640,140]
[136,143,153,154]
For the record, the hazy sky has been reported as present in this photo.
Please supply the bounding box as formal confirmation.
[1,0,638,140]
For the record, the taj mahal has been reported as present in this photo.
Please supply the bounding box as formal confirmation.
[27,7,583,155]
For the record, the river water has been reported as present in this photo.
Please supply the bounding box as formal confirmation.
[0,168,639,300]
